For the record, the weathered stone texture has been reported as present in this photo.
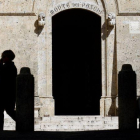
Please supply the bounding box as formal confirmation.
[118,0,140,13]
[0,0,35,13]
[117,16,140,96]
[0,0,140,124]
[0,16,38,96]
[3,115,140,131]
[105,0,118,13]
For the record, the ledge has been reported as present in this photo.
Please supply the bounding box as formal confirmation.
[118,11,140,16]
[0,12,36,16]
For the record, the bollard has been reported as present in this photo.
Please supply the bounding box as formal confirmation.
[118,64,137,130]
[137,97,140,129]
[16,67,34,131]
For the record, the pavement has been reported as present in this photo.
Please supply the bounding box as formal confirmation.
[0,130,140,140]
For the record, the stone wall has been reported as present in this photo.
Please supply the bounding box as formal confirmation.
[0,0,139,117]
[118,0,140,13]
[117,16,140,96]
[0,16,38,95]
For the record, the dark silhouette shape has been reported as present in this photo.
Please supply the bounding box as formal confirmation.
[16,67,34,131]
[118,64,137,130]
[52,9,101,115]
[0,50,17,130]
[137,97,140,129]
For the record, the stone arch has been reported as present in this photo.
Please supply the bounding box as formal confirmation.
[44,0,109,116]
[49,3,104,17]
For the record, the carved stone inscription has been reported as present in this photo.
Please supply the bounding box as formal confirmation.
[50,2,103,16]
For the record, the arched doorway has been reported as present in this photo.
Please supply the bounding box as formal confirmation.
[52,9,101,115]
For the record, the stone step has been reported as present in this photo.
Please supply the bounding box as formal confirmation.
[40,122,104,126]
[3,115,139,131]
[40,122,103,126]
[42,116,118,121]
[49,116,104,120]
[41,125,104,131]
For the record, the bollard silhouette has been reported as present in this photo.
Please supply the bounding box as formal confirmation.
[16,67,34,131]
[137,97,140,129]
[118,64,137,130]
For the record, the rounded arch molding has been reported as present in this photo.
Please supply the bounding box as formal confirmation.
[43,0,117,116]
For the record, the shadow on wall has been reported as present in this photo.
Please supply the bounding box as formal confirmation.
[109,24,117,116]
[34,20,44,36]
[101,20,114,40]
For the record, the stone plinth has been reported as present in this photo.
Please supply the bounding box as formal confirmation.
[118,64,137,130]
[16,67,34,131]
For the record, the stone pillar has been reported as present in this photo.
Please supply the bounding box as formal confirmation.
[100,18,107,116]
[16,67,34,131]
[118,64,137,130]
[100,25,117,117]
[100,97,116,116]
[37,16,55,117]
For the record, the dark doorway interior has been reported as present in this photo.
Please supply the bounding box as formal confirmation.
[52,9,101,115]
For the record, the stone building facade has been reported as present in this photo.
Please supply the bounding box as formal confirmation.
[0,0,140,122]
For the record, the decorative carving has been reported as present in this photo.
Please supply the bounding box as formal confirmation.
[38,12,46,26]
[50,2,103,16]
[108,13,116,26]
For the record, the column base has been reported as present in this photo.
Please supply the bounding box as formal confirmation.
[100,96,117,116]
[39,97,55,117]
[35,96,41,106]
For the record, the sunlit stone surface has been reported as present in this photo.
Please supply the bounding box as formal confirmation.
[0,0,140,131]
